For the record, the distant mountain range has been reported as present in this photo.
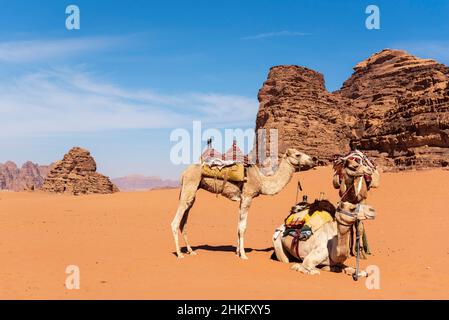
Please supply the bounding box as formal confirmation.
[0,161,50,191]
[0,160,178,192]
[111,175,179,191]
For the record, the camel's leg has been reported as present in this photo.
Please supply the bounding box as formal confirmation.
[236,196,252,260]
[358,221,367,259]
[361,222,371,255]
[272,225,290,263]
[291,246,328,275]
[349,226,355,256]
[171,201,192,258]
[171,166,201,259]
[171,191,197,258]
[180,206,197,255]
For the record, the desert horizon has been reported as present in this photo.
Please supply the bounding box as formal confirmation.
[1,166,448,299]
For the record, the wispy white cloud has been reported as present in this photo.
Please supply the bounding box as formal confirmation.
[0,68,258,136]
[0,36,126,63]
[392,41,449,63]
[241,30,310,40]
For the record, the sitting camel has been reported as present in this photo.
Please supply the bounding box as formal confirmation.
[272,196,375,275]
[272,157,376,275]
[171,148,315,259]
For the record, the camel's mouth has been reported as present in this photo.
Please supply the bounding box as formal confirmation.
[300,164,313,171]
[300,159,316,171]
[356,204,377,220]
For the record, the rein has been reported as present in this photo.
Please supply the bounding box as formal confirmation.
[335,209,356,227]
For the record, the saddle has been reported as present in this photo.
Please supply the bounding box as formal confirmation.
[201,162,245,182]
[284,199,336,241]
[200,140,248,183]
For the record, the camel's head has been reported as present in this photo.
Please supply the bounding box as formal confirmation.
[345,157,373,177]
[337,202,376,225]
[285,148,315,171]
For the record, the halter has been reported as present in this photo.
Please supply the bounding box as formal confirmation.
[341,149,376,171]
[285,154,300,171]
[335,207,357,227]
[337,207,358,218]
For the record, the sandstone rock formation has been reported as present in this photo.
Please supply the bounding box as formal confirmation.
[256,49,449,170]
[256,65,350,165]
[337,49,449,169]
[0,161,49,191]
[41,147,118,195]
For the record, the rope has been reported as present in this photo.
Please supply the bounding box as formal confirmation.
[295,180,302,203]
[353,219,361,281]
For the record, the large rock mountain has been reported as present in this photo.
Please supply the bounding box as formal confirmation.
[0,161,50,191]
[256,65,350,165]
[256,49,449,170]
[41,147,118,195]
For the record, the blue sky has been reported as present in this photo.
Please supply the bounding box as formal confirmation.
[1,0,449,179]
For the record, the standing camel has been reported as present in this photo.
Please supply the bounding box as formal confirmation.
[171,148,315,259]
[333,154,380,257]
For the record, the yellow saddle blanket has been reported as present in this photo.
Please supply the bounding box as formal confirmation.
[201,163,245,182]
[285,210,334,233]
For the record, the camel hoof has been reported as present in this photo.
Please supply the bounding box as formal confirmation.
[189,251,198,256]
[177,253,185,259]
[291,263,302,272]
[290,263,318,274]
[239,255,249,260]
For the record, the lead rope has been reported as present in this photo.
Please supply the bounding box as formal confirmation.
[295,180,303,203]
[353,218,361,281]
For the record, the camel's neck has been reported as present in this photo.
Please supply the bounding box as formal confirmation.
[341,172,367,204]
[259,158,295,196]
[334,222,352,263]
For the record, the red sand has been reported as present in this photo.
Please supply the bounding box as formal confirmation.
[1,166,449,299]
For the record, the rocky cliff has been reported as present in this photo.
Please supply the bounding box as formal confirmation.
[255,49,449,170]
[41,147,118,195]
[256,65,350,165]
[0,161,50,191]
[337,49,449,169]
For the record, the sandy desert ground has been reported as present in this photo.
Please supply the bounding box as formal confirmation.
[1,166,449,299]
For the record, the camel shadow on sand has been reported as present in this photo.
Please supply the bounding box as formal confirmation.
[173,245,273,256]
